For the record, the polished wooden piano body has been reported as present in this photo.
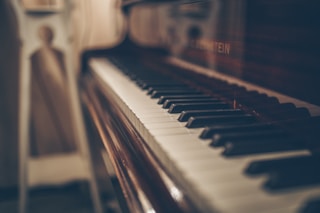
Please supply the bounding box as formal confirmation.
[80,1,320,212]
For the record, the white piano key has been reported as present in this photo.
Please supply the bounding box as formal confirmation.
[144,122,185,129]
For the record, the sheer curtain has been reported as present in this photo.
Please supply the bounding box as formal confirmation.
[70,0,126,71]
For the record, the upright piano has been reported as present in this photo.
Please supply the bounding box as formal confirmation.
[80,0,320,212]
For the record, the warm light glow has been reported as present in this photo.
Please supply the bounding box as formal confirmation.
[146,209,156,213]
[170,186,184,201]
[22,0,64,10]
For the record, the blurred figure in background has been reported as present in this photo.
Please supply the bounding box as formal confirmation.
[30,25,76,156]
[0,0,125,187]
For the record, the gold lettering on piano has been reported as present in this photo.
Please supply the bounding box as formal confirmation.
[194,38,231,55]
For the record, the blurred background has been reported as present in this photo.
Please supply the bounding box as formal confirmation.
[0,0,126,212]
[0,0,125,188]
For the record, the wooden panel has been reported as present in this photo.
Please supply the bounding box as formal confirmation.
[243,0,320,105]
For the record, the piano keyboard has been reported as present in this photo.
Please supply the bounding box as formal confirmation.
[87,56,320,213]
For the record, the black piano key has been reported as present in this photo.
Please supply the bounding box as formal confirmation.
[135,73,166,78]
[145,83,187,88]
[226,91,274,104]
[149,87,197,96]
[257,107,310,121]
[119,69,138,79]
[300,198,320,213]
[237,96,279,106]
[151,90,202,99]
[245,155,315,175]
[211,84,248,97]
[139,81,184,90]
[158,94,212,104]
[223,139,304,156]
[264,107,311,121]
[163,99,220,109]
[186,114,256,128]
[147,85,190,95]
[200,122,276,139]
[178,109,244,122]
[168,102,230,113]
[251,103,297,116]
[264,166,320,190]
[210,129,288,147]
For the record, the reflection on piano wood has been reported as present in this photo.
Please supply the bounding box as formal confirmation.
[80,0,320,213]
